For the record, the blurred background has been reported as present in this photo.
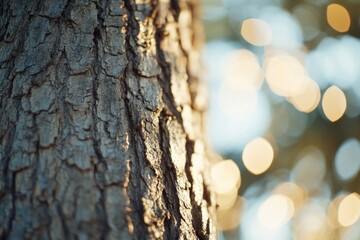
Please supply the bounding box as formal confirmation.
[201,0,360,239]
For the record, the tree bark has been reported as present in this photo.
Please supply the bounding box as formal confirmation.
[0,0,216,239]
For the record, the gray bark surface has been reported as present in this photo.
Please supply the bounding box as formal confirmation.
[0,0,216,239]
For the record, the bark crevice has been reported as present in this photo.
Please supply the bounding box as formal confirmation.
[159,108,181,239]
[155,27,184,129]
[122,1,148,237]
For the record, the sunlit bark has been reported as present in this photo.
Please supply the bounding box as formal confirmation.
[0,0,216,239]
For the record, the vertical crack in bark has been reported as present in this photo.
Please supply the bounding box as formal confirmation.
[4,5,33,100]
[1,61,14,100]
[154,14,195,239]
[56,49,71,158]
[153,2,215,238]
[0,0,11,39]
[0,6,34,236]
[158,109,181,239]
[155,28,184,128]
[1,113,19,237]
[56,199,70,238]
[1,124,15,191]
[184,138,206,240]
[60,0,75,21]
[122,94,149,238]
[8,170,17,237]
[92,26,106,167]
[0,8,19,230]
[122,0,148,238]
[202,176,212,205]
[169,0,180,20]
[121,77,147,238]
[56,163,73,238]
[1,13,44,238]
[91,1,110,238]
[0,1,14,101]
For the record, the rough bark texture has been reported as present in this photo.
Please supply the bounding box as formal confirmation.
[0,0,216,239]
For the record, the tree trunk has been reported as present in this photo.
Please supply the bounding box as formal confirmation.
[0,0,216,239]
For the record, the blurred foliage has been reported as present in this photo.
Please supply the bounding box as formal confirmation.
[202,0,360,239]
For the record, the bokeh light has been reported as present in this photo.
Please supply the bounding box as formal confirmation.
[322,85,347,122]
[293,202,332,240]
[205,41,272,153]
[273,182,307,212]
[242,137,274,175]
[326,3,351,33]
[217,196,245,231]
[306,36,360,90]
[241,18,272,46]
[216,187,239,210]
[260,7,303,50]
[338,193,360,227]
[289,77,320,113]
[257,194,294,229]
[211,159,241,195]
[327,193,346,229]
[335,138,360,181]
[224,49,264,91]
[293,4,320,41]
[265,53,307,97]
[291,147,326,191]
